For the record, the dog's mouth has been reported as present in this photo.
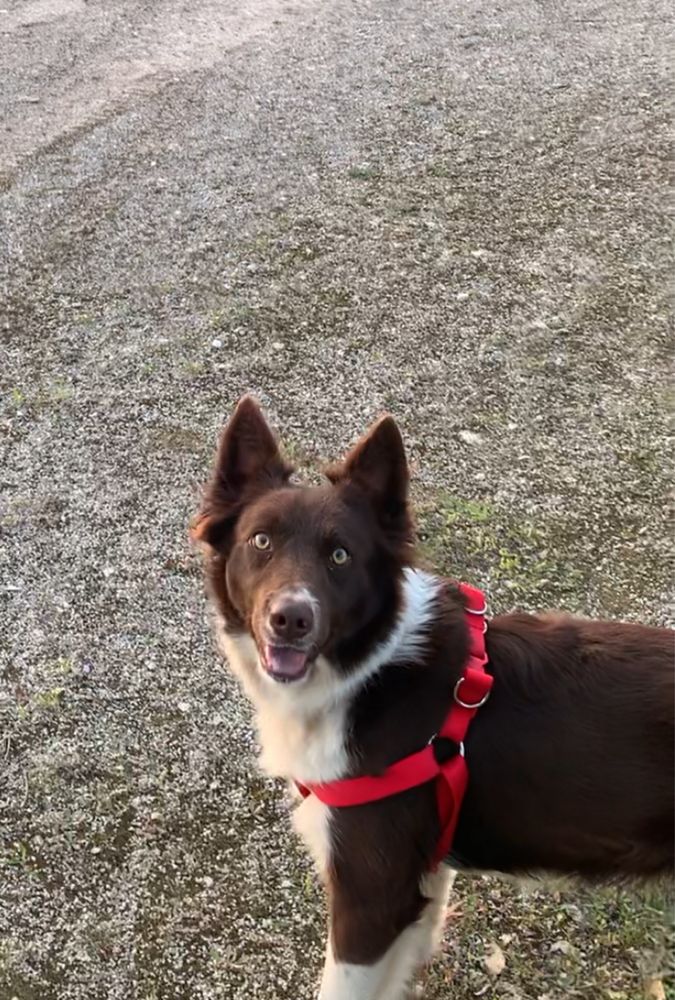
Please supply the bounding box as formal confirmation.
[261,643,314,684]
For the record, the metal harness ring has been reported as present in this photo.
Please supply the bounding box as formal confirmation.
[465,602,488,616]
[453,676,491,710]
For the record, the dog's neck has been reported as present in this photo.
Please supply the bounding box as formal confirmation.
[218,567,441,784]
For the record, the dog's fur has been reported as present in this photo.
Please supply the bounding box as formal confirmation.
[193,396,674,1000]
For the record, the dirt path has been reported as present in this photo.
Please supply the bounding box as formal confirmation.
[1,1,672,997]
[0,0,319,175]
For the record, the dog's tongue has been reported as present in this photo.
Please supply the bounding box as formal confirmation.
[264,645,309,680]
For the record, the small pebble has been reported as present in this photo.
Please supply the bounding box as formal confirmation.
[458,429,484,445]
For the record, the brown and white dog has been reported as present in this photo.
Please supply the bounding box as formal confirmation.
[193,396,674,1000]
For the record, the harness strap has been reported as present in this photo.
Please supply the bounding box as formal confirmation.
[296,581,492,868]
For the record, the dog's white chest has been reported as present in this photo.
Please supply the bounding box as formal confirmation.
[256,698,349,783]
[256,701,343,879]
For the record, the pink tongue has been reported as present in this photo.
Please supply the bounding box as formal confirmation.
[265,645,309,679]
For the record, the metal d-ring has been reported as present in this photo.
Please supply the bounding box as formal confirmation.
[453,677,491,709]
[465,602,488,616]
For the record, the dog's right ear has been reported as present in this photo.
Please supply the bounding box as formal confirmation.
[191,396,292,547]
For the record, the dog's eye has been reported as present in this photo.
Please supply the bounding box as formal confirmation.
[251,532,272,551]
[330,546,350,566]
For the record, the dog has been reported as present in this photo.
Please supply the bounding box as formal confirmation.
[192,395,674,1000]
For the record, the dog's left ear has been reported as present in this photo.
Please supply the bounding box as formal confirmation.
[327,415,412,543]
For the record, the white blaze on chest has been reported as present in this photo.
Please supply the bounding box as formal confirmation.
[217,568,441,866]
[256,698,349,783]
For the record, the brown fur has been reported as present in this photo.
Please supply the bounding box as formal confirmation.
[194,396,675,970]
[328,601,674,963]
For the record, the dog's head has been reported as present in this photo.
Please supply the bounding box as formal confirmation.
[193,396,414,698]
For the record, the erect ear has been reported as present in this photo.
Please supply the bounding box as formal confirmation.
[191,395,292,546]
[326,415,411,542]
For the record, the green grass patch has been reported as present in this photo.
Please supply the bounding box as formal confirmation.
[415,486,585,609]
[347,163,380,181]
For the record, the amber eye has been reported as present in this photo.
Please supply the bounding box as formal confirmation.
[251,532,271,551]
[330,546,350,566]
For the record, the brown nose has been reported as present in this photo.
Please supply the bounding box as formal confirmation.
[268,594,315,643]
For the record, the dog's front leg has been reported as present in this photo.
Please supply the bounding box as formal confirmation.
[318,924,429,1000]
[318,941,393,1000]
[318,866,454,1000]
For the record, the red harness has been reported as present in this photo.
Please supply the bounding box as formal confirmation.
[296,583,492,868]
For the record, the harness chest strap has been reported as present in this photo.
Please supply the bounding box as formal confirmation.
[296,582,493,869]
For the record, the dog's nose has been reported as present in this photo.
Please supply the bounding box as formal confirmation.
[268,594,315,643]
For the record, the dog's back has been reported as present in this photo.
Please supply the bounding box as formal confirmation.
[452,613,674,878]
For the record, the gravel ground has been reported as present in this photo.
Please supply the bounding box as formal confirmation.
[1,1,673,998]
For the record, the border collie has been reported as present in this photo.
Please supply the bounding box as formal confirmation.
[192,395,674,1000]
